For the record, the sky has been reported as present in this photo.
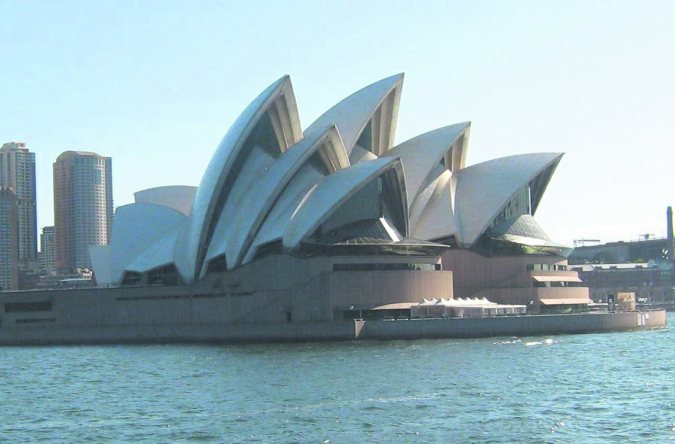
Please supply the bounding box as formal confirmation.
[1,0,673,247]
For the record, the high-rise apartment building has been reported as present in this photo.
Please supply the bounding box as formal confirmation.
[40,226,56,277]
[0,142,37,262]
[0,187,19,291]
[53,151,113,274]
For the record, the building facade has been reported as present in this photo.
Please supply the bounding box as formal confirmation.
[569,262,673,304]
[0,187,19,291]
[0,142,37,262]
[53,151,113,274]
[568,207,675,305]
[40,226,56,277]
[444,250,589,313]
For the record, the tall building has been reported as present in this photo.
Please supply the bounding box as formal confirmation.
[0,142,37,262]
[0,187,19,291]
[54,151,113,274]
[40,226,56,276]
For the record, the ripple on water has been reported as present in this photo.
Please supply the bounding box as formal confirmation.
[0,314,673,443]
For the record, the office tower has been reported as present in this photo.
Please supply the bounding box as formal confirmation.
[40,226,56,276]
[0,187,19,291]
[0,142,37,262]
[53,151,113,274]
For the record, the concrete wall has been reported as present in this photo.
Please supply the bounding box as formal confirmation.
[0,321,358,345]
[442,250,569,289]
[441,250,589,311]
[0,309,664,345]
[198,253,441,293]
[0,252,452,339]
[4,250,658,345]
[0,282,334,328]
[330,270,453,309]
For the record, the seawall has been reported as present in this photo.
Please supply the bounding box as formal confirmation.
[0,310,666,345]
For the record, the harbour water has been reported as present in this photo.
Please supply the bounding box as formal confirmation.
[1,313,672,443]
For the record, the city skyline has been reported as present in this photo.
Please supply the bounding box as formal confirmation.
[1,140,672,259]
[1,1,674,246]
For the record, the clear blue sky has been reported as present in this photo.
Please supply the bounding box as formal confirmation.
[1,0,673,246]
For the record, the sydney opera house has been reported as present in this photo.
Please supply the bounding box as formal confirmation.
[6,73,669,346]
[86,73,590,321]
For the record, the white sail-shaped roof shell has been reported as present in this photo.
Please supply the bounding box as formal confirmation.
[304,74,403,157]
[454,153,563,246]
[91,203,186,285]
[241,164,325,264]
[409,170,458,241]
[89,246,113,285]
[283,157,407,249]
[134,186,197,216]
[203,126,348,273]
[174,76,302,283]
[124,223,184,274]
[384,122,470,208]
[87,73,569,287]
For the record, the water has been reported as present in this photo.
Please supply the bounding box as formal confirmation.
[1,314,673,443]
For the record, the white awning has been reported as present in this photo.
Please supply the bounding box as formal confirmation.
[532,275,582,283]
[539,298,591,305]
[371,302,418,310]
